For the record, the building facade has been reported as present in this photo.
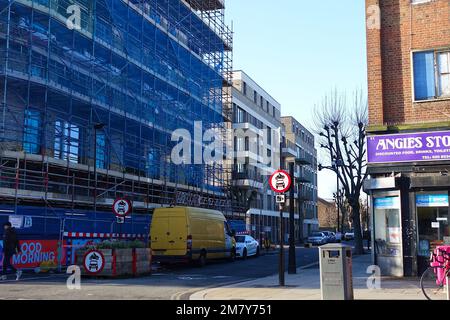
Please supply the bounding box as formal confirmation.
[230,70,285,243]
[365,0,450,277]
[0,0,232,238]
[318,197,337,230]
[280,116,318,240]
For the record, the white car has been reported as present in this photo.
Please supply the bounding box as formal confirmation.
[344,231,355,241]
[235,235,260,259]
[306,232,328,246]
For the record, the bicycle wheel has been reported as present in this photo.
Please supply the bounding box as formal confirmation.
[420,266,447,300]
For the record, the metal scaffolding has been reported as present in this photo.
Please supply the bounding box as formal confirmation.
[0,0,234,217]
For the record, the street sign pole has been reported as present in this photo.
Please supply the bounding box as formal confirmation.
[288,162,297,274]
[279,202,285,287]
[269,169,292,288]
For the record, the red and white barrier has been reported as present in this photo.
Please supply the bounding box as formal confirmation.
[63,232,146,239]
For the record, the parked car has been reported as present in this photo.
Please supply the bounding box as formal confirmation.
[322,231,336,243]
[344,231,355,241]
[235,235,260,259]
[150,207,237,266]
[306,232,328,246]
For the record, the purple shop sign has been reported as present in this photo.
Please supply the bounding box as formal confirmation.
[367,131,450,164]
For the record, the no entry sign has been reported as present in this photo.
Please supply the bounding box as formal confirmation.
[269,170,292,193]
[112,198,132,217]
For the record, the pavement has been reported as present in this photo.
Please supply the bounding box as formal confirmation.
[190,254,428,300]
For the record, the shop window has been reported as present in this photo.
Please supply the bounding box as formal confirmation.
[374,196,402,257]
[416,193,450,257]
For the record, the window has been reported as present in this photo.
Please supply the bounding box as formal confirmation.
[438,52,450,97]
[235,136,245,151]
[254,91,257,104]
[96,132,106,169]
[266,101,269,112]
[243,82,247,95]
[23,109,41,154]
[54,120,80,163]
[413,50,450,101]
[273,106,276,117]
[147,147,160,178]
[260,96,264,108]
[235,105,245,123]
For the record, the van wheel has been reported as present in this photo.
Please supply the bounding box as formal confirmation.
[243,248,247,260]
[197,252,207,267]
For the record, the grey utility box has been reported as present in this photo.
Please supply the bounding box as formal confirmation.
[319,243,354,300]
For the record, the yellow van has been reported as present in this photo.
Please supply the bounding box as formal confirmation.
[150,207,236,266]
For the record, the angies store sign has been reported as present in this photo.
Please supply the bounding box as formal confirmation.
[0,240,66,269]
[367,131,450,164]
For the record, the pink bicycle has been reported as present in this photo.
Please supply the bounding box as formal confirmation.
[420,246,450,300]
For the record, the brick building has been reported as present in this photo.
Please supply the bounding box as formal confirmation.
[317,198,337,230]
[365,0,450,277]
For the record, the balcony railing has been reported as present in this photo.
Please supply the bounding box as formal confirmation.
[296,168,315,184]
[232,167,262,184]
[295,150,314,166]
[281,140,297,157]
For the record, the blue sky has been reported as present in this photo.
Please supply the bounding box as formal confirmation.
[226,0,368,199]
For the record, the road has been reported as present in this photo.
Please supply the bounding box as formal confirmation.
[0,246,319,300]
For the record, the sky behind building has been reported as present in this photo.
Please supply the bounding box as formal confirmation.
[226,0,368,199]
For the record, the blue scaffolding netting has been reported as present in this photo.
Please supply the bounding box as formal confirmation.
[0,0,236,222]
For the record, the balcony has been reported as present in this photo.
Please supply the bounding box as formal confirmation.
[296,168,314,184]
[281,140,297,157]
[297,186,314,202]
[232,169,263,189]
[295,150,313,166]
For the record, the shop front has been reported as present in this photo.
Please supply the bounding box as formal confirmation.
[365,130,450,277]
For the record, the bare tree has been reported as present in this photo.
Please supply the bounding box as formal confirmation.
[314,89,368,255]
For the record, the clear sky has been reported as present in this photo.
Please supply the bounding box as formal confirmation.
[225,0,368,200]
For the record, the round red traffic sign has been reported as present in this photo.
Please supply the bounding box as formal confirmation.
[112,198,132,217]
[269,170,292,193]
[83,249,105,275]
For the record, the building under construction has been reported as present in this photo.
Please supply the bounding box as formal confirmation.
[0,0,234,242]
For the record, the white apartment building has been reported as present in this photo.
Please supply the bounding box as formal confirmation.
[231,70,292,244]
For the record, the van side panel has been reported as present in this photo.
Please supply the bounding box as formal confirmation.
[151,207,232,263]
[188,208,226,259]
[151,208,188,257]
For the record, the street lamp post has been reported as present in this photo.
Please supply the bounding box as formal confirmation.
[93,123,105,214]
[332,158,343,233]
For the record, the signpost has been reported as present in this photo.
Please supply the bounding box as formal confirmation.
[113,198,131,234]
[112,198,132,217]
[269,170,292,287]
[83,249,105,275]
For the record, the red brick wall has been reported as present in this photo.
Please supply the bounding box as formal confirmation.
[366,0,450,127]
